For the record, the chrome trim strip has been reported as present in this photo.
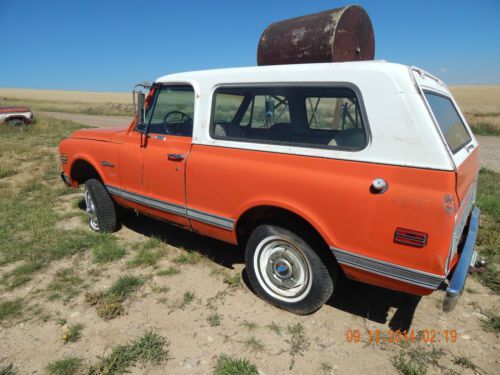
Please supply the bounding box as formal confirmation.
[105,185,234,230]
[186,208,234,230]
[331,247,445,290]
[106,185,186,216]
[101,160,115,168]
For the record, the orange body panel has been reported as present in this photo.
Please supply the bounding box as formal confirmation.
[185,145,458,295]
[60,123,471,297]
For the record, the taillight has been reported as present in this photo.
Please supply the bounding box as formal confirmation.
[394,228,428,248]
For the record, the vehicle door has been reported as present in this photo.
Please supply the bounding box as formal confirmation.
[119,87,158,195]
[141,85,195,227]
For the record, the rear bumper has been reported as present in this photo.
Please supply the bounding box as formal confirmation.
[443,207,480,312]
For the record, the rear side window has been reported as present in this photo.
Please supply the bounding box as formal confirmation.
[425,92,471,153]
[211,86,366,150]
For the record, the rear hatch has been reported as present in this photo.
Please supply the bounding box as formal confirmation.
[412,67,479,272]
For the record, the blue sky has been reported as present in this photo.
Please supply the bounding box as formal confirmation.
[1,0,499,92]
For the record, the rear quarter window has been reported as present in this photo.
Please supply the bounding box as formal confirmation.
[425,92,471,153]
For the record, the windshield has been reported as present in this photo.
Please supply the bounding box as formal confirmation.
[137,85,194,136]
[425,92,471,154]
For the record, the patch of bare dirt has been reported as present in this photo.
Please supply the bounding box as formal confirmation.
[40,111,131,128]
[1,211,498,374]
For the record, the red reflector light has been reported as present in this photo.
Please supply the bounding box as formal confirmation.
[394,228,428,248]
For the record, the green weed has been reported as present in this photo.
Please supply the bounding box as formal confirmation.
[392,346,445,375]
[47,268,83,302]
[46,356,81,375]
[63,323,84,343]
[470,122,500,136]
[0,363,18,375]
[452,355,483,373]
[156,266,180,276]
[173,251,202,265]
[0,299,23,322]
[213,354,258,375]
[2,261,43,289]
[0,165,16,179]
[128,239,164,267]
[92,236,126,263]
[88,331,168,374]
[207,312,222,327]
[286,323,310,370]
[242,336,265,354]
[480,308,500,334]
[475,168,500,293]
[85,275,144,319]
[267,322,282,335]
[241,320,258,331]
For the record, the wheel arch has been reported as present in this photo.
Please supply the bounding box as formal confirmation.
[235,204,340,276]
[70,157,103,186]
[4,115,29,124]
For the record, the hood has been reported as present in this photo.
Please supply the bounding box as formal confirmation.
[70,127,127,142]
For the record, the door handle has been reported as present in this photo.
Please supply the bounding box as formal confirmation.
[167,153,185,161]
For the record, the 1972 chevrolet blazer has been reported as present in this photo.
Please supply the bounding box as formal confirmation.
[59,61,480,315]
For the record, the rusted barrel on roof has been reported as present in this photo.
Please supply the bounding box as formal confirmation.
[257,5,375,66]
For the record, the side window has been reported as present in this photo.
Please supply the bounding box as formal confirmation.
[145,85,195,136]
[211,86,366,149]
[306,97,362,130]
[214,93,245,123]
[243,95,291,129]
[424,92,471,154]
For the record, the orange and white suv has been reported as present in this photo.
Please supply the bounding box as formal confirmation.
[59,61,480,314]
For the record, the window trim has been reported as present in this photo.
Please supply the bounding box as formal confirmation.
[209,83,370,152]
[422,89,472,155]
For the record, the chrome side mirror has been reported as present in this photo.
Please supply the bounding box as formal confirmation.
[132,82,151,130]
[137,92,145,125]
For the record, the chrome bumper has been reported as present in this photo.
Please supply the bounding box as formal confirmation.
[60,172,71,187]
[443,207,480,312]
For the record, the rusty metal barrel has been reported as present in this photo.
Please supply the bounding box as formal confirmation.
[257,5,375,66]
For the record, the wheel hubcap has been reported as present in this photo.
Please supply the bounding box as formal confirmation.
[273,258,293,280]
[254,236,312,302]
[84,189,99,231]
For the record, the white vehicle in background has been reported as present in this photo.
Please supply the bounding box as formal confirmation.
[0,106,34,126]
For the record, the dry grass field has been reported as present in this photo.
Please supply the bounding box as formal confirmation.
[0,88,132,116]
[0,85,499,375]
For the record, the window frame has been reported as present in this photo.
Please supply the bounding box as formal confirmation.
[209,83,370,152]
[134,83,195,137]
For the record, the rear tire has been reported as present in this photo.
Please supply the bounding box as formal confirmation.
[84,179,119,232]
[245,224,334,315]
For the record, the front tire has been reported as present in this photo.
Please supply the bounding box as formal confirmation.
[7,118,28,127]
[245,225,334,315]
[84,179,119,232]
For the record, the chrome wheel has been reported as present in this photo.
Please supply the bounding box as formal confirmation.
[253,235,312,302]
[84,189,99,231]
